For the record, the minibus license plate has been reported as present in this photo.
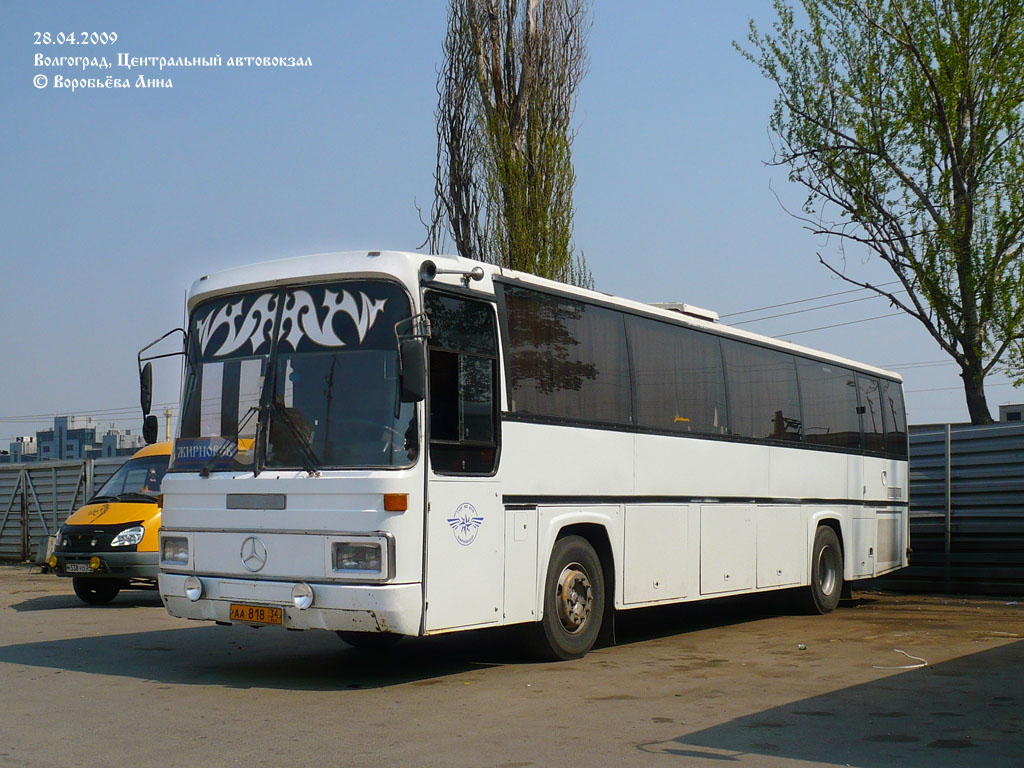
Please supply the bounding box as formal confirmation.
[229,603,283,625]
[65,563,92,573]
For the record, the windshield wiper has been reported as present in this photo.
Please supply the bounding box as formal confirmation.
[88,495,118,503]
[199,406,259,478]
[114,492,160,504]
[268,398,322,477]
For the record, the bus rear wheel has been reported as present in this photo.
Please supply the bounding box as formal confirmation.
[803,525,843,615]
[530,535,605,661]
[72,577,121,605]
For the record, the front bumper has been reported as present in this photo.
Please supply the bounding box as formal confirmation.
[159,572,422,636]
[52,551,159,581]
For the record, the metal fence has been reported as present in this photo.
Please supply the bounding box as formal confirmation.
[0,457,128,562]
[878,421,1024,595]
[6,425,1021,591]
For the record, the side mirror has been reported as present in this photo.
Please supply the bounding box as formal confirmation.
[399,339,427,403]
[140,362,153,416]
[143,414,160,445]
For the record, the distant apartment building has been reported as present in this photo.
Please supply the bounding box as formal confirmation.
[36,415,101,460]
[3,416,147,463]
[8,436,37,462]
[101,429,146,457]
[1000,403,1024,422]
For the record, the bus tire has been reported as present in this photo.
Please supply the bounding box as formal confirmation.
[72,577,121,605]
[803,525,843,615]
[336,631,402,650]
[530,535,605,661]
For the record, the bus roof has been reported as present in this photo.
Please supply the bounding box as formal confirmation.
[187,250,902,383]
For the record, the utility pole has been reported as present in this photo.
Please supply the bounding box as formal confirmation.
[163,408,173,441]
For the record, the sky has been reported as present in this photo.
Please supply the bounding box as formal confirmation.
[1,1,1019,447]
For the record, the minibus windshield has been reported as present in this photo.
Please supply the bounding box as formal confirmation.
[92,454,168,502]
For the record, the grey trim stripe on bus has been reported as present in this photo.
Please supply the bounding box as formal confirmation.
[502,495,908,508]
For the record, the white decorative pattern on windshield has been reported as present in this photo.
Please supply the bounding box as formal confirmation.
[195,288,389,358]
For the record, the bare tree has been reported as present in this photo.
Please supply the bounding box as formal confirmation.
[427,0,592,288]
[740,0,1024,423]
[425,2,489,262]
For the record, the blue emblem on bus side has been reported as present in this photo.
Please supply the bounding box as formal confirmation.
[447,503,484,546]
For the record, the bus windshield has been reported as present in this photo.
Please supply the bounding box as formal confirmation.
[172,280,417,472]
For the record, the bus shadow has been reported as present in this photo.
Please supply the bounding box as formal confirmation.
[0,623,528,690]
[1,590,882,690]
[10,591,164,612]
[606,589,873,649]
[636,639,1024,767]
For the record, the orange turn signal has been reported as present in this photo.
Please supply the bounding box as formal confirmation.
[383,493,408,512]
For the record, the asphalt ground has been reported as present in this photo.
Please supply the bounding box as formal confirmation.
[1,564,1022,768]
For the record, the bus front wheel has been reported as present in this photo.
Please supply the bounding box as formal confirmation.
[530,535,605,661]
[803,525,843,615]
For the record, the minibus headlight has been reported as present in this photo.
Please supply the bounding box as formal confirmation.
[184,576,203,602]
[161,536,189,565]
[111,526,145,547]
[332,541,382,573]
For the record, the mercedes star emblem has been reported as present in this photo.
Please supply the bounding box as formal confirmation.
[240,536,268,572]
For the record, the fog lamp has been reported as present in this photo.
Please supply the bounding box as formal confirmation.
[47,555,57,568]
[291,582,314,610]
[89,556,101,571]
[184,575,203,602]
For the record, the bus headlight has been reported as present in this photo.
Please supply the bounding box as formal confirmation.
[291,582,314,610]
[184,576,203,602]
[111,526,145,547]
[333,541,382,573]
[327,535,392,581]
[161,536,189,565]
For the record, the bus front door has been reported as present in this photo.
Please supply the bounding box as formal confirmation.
[424,477,503,632]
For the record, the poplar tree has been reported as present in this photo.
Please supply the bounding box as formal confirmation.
[427,0,592,288]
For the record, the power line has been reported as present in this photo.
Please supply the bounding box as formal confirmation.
[772,312,905,338]
[881,359,949,368]
[906,382,1017,393]
[721,280,902,319]
[0,400,180,422]
[891,361,956,370]
[731,290,906,327]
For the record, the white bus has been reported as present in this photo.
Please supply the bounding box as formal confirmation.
[149,250,908,659]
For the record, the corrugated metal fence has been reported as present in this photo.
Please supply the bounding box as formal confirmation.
[0,457,128,562]
[879,421,1024,595]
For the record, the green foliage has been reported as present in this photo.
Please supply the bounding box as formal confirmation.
[429,0,592,289]
[739,0,1024,422]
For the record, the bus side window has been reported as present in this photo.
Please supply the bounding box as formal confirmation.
[879,378,907,458]
[425,291,499,475]
[856,374,886,453]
